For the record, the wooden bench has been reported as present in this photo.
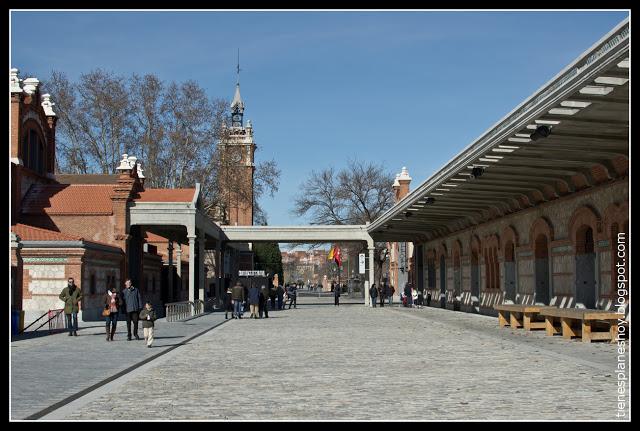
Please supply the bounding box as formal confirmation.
[494,303,547,330]
[538,307,624,343]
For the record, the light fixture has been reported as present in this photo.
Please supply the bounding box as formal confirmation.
[530,125,551,141]
[471,167,484,178]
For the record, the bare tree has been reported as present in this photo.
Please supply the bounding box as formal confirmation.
[293,159,395,285]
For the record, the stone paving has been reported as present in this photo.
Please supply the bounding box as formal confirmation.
[10,311,227,419]
[37,299,628,421]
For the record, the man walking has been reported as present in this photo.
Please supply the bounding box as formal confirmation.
[334,283,341,306]
[259,284,270,318]
[287,283,297,309]
[59,277,82,336]
[276,284,284,310]
[122,279,143,341]
[231,281,245,319]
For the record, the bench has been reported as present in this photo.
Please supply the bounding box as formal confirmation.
[538,307,624,343]
[494,294,575,331]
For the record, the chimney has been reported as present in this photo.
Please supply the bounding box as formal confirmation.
[397,167,412,200]
[392,173,401,202]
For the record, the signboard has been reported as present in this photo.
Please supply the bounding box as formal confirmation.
[239,270,266,277]
[359,253,366,274]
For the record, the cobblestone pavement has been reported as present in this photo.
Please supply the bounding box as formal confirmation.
[11,311,227,419]
[52,301,628,421]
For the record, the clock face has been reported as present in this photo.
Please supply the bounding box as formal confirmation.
[232,114,242,123]
[231,148,243,163]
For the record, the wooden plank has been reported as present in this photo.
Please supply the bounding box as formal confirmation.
[610,322,619,344]
[561,317,578,339]
[582,320,592,343]
[583,311,624,320]
[545,316,558,336]
[510,312,523,328]
[498,311,508,327]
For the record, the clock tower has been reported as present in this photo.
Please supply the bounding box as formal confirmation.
[217,62,256,226]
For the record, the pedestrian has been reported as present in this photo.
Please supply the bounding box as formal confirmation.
[388,285,395,306]
[411,286,418,308]
[121,279,143,341]
[404,282,412,308]
[59,277,83,336]
[287,283,297,309]
[417,289,424,309]
[231,281,245,319]
[269,284,277,310]
[103,284,121,341]
[248,284,260,319]
[224,286,234,319]
[334,283,341,306]
[277,284,285,310]
[259,284,270,318]
[370,284,378,308]
[379,283,386,308]
[139,301,157,348]
[243,284,250,313]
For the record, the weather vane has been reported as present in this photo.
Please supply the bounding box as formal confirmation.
[236,48,241,84]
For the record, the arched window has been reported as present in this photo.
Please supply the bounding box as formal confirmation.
[21,126,45,174]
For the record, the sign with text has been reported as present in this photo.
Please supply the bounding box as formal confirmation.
[359,253,366,274]
[239,270,266,277]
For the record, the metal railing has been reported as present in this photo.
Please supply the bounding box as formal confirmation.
[19,308,65,335]
[165,300,207,322]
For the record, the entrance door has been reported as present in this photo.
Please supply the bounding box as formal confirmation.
[534,234,550,305]
[439,255,446,308]
[471,251,479,298]
[575,227,596,309]
[504,241,516,302]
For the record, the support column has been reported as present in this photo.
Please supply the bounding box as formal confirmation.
[176,247,183,301]
[217,241,223,308]
[198,234,205,301]
[367,246,375,307]
[188,236,196,303]
[167,241,174,303]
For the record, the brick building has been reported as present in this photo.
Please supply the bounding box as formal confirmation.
[9,68,206,326]
[368,20,629,315]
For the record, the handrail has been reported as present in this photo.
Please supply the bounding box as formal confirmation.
[18,308,65,335]
[19,310,50,334]
[165,300,207,322]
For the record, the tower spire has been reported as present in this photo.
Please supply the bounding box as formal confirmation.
[231,48,245,127]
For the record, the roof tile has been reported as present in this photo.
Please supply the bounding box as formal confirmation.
[21,184,114,215]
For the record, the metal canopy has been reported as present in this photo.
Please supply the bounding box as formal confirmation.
[369,19,629,243]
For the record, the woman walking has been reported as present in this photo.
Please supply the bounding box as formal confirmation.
[248,284,260,319]
[103,285,121,341]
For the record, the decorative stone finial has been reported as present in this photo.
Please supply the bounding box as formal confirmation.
[22,77,40,95]
[392,173,400,188]
[116,153,132,171]
[10,68,22,93]
[41,93,57,117]
[136,163,145,179]
[246,119,252,128]
[398,166,412,181]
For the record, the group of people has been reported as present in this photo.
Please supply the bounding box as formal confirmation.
[400,283,428,308]
[368,283,396,307]
[223,281,299,319]
[59,277,157,347]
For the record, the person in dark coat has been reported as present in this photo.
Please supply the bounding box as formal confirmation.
[231,282,245,319]
[269,284,277,310]
[276,284,285,310]
[59,277,83,336]
[259,285,270,318]
[287,284,297,309]
[121,279,143,341]
[404,282,412,308]
[370,284,378,308]
[223,287,234,319]
[334,283,341,306]
[248,285,260,319]
[103,284,122,341]
[138,302,157,348]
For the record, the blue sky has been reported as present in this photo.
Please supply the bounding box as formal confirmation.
[11,10,629,228]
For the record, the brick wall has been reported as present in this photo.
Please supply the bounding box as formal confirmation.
[416,179,628,314]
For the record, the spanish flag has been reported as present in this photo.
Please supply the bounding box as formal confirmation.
[328,246,335,260]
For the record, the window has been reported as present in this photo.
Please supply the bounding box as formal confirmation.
[21,126,45,174]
